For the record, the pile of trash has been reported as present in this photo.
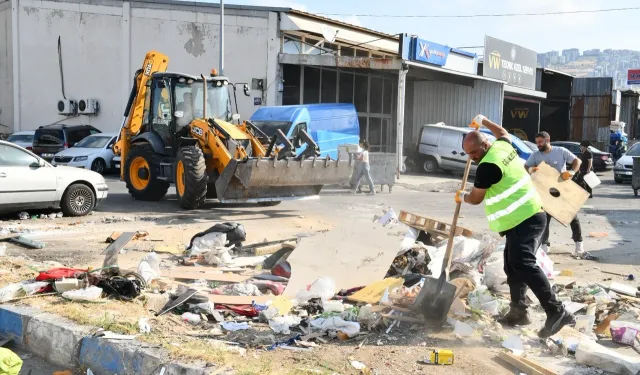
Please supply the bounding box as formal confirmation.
[4,209,640,375]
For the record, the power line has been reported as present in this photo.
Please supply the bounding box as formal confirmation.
[317,6,640,18]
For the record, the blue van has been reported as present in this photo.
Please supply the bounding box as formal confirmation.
[249,104,360,159]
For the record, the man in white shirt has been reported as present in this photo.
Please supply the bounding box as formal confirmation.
[351,140,375,195]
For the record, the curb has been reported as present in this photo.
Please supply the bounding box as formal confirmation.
[0,304,210,375]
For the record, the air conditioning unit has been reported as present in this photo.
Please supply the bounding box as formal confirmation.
[57,99,76,115]
[77,99,99,115]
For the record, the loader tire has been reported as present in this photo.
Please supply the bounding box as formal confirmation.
[124,144,169,201]
[176,146,207,209]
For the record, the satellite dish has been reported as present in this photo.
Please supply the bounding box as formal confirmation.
[321,25,338,44]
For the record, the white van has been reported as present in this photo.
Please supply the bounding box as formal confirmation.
[416,123,530,174]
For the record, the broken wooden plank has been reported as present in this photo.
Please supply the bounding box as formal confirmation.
[106,232,122,243]
[348,278,403,305]
[398,210,473,239]
[160,270,251,283]
[530,162,589,226]
[516,356,558,375]
[10,236,45,249]
[497,352,551,375]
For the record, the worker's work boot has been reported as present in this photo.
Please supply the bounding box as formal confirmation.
[574,241,584,255]
[498,305,531,326]
[538,308,576,338]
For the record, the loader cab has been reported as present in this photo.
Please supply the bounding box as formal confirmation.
[144,73,232,154]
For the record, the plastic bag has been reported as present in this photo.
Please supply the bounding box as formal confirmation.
[181,312,201,324]
[611,321,640,347]
[535,248,554,278]
[269,315,301,334]
[203,246,234,266]
[310,316,360,337]
[296,277,336,303]
[484,253,508,292]
[0,283,23,303]
[189,232,227,257]
[0,347,23,375]
[21,281,49,295]
[137,252,160,284]
[62,286,103,302]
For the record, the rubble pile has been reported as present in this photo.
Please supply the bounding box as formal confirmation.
[2,208,640,374]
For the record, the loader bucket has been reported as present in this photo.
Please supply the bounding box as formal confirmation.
[214,157,354,203]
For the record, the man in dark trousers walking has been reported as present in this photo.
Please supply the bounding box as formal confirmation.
[456,115,575,338]
[575,141,594,198]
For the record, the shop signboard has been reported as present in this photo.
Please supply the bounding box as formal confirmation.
[627,69,640,85]
[483,35,537,90]
[502,98,540,141]
[410,38,450,67]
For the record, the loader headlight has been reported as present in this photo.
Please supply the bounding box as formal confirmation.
[74,156,88,161]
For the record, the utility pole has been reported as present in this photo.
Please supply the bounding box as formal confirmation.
[220,0,224,75]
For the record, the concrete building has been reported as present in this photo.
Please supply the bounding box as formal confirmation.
[0,0,283,133]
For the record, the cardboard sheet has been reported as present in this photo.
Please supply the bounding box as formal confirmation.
[531,162,589,226]
[283,221,405,297]
[348,277,404,304]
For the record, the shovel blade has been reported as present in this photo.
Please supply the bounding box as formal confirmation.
[412,274,457,325]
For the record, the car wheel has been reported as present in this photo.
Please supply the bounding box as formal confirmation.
[423,157,438,174]
[61,183,95,217]
[614,177,624,184]
[91,158,106,174]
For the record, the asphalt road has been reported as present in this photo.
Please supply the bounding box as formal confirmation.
[101,170,640,267]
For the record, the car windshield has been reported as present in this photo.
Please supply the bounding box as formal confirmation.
[174,79,232,123]
[7,134,33,143]
[74,136,111,148]
[251,121,293,138]
[34,129,64,145]
[627,144,640,156]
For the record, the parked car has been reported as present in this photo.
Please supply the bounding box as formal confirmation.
[416,124,532,174]
[32,124,101,161]
[0,140,108,216]
[51,133,117,174]
[613,142,640,184]
[550,141,614,172]
[6,131,35,150]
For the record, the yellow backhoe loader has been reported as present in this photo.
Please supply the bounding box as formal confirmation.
[113,51,353,209]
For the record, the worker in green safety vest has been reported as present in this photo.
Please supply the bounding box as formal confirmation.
[455,114,576,339]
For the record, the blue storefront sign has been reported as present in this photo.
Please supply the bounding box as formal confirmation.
[410,38,450,66]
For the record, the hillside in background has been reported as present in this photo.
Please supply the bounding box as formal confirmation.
[537,49,640,90]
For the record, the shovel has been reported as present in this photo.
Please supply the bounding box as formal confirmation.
[413,156,473,325]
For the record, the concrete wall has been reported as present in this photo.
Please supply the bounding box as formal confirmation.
[12,0,279,132]
[0,0,13,133]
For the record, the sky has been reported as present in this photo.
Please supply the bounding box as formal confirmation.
[216,0,640,54]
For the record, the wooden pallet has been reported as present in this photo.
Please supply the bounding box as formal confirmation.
[398,210,472,242]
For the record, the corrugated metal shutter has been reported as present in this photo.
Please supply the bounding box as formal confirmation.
[411,80,503,143]
[570,78,613,149]
[620,94,639,140]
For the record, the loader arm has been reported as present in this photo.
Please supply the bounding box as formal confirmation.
[114,51,169,180]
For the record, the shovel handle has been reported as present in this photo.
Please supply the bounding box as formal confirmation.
[441,157,473,280]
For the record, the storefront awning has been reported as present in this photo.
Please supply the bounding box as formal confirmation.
[279,53,403,70]
[504,85,547,100]
[405,60,504,85]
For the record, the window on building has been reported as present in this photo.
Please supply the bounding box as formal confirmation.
[354,74,368,113]
[358,116,367,140]
[283,36,302,54]
[304,37,322,55]
[369,117,382,149]
[355,49,370,57]
[372,53,383,58]
[303,67,320,104]
[321,69,337,103]
[339,72,354,103]
[370,76,383,114]
[385,118,395,152]
[341,47,355,57]
[383,77,394,115]
[282,64,301,105]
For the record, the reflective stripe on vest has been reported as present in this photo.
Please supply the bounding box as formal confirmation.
[480,140,542,232]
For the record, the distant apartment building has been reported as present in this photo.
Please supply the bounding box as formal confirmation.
[583,49,601,56]
[562,48,580,62]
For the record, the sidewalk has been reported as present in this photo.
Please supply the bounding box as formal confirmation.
[394,173,470,192]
